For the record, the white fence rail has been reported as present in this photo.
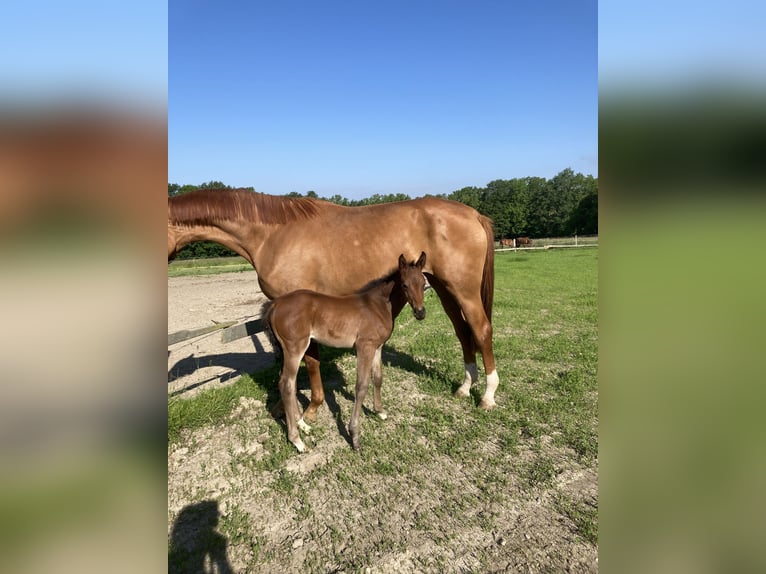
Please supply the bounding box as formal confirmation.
[494,235,598,252]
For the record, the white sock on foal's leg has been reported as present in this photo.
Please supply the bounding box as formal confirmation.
[297,417,312,434]
[454,363,478,398]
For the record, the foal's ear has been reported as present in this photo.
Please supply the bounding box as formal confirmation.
[416,251,426,269]
[398,253,407,269]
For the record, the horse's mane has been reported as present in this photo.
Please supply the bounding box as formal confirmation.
[168,188,322,226]
[355,269,399,295]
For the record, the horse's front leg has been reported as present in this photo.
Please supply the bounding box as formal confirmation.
[371,346,387,420]
[428,278,478,398]
[302,339,325,423]
[348,344,375,451]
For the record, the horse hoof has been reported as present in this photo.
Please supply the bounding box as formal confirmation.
[478,397,496,410]
[453,387,471,399]
[293,439,307,453]
[302,409,318,424]
[297,418,312,434]
[377,411,388,421]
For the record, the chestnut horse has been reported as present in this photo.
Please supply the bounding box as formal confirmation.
[264,253,427,452]
[168,189,498,418]
[515,236,532,247]
[500,238,516,248]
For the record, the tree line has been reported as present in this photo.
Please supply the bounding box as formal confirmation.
[168,168,597,259]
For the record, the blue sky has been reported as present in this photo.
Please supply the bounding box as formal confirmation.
[3,2,763,201]
[169,1,598,199]
[1,0,167,105]
[599,0,766,90]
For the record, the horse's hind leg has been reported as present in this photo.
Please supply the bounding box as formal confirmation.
[456,297,498,410]
[371,346,387,420]
[301,340,325,423]
[428,277,479,397]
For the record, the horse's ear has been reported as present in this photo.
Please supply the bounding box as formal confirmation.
[398,254,406,269]
[416,251,426,269]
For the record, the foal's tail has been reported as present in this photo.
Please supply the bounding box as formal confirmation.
[479,215,495,323]
[260,300,282,358]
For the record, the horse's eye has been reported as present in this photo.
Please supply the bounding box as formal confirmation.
[402,284,409,291]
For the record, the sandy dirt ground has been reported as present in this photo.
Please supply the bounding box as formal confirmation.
[168,270,274,397]
[168,270,598,573]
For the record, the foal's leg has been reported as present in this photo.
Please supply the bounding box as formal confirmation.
[370,346,387,420]
[348,344,375,451]
[302,340,325,423]
[278,346,309,452]
[428,278,479,398]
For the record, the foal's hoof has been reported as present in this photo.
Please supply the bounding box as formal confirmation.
[297,418,312,434]
[292,438,308,453]
[302,408,319,424]
[349,431,361,451]
[376,411,388,421]
[478,397,497,410]
[453,387,471,399]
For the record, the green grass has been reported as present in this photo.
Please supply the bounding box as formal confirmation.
[168,256,252,277]
[168,248,598,570]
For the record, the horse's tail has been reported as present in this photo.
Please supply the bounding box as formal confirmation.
[480,214,495,323]
[260,300,282,358]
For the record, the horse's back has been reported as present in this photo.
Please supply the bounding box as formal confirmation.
[257,197,491,297]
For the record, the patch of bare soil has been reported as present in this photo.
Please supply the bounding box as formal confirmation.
[168,270,274,398]
[168,272,598,573]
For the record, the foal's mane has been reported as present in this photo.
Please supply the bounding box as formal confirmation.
[356,258,423,295]
[168,188,322,227]
[355,269,399,295]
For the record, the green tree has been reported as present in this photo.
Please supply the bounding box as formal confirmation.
[480,181,512,240]
[478,179,531,240]
[168,183,201,196]
[352,193,411,206]
[526,170,596,237]
[448,186,482,210]
[565,189,598,235]
[326,194,349,206]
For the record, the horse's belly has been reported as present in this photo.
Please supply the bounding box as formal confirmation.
[310,329,357,349]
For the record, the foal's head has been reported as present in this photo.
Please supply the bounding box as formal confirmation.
[398,251,427,321]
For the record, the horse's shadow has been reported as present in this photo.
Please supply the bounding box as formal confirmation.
[168,338,441,447]
[168,352,276,395]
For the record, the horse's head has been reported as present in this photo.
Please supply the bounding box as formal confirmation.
[398,251,427,320]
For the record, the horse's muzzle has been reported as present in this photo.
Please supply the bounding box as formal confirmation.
[413,308,426,321]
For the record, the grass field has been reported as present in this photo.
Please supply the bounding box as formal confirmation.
[168,248,598,572]
[168,255,252,277]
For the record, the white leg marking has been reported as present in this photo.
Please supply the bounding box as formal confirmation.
[293,438,307,453]
[454,363,478,398]
[377,411,388,420]
[297,417,312,435]
[479,369,499,409]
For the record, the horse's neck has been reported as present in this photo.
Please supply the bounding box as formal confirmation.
[362,281,395,314]
[170,220,259,266]
[388,287,407,318]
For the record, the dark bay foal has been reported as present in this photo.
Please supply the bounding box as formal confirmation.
[264,252,427,451]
